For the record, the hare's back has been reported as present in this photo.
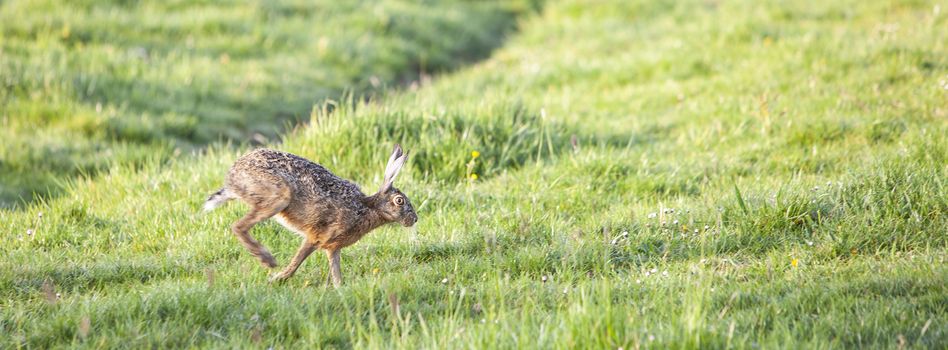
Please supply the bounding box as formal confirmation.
[228,149,364,204]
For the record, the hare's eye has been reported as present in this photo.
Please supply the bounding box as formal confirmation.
[394,196,405,206]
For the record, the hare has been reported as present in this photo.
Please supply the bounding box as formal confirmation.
[203,144,417,287]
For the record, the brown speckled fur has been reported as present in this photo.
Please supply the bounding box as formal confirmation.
[205,145,416,287]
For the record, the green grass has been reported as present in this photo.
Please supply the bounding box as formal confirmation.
[2,0,947,348]
[0,0,529,207]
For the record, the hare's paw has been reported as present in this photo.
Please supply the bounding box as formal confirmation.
[268,271,291,284]
[258,252,278,268]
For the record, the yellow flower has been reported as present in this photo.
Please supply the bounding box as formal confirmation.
[791,258,799,268]
[372,268,380,275]
[470,173,478,180]
[471,151,480,159]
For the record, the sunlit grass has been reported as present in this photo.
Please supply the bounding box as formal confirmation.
[1,0,946,348]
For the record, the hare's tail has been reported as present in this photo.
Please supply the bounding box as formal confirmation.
[203,188,234,212]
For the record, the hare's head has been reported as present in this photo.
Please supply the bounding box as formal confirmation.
[374,144,417,227]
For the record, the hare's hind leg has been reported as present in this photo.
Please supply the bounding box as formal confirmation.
[231,183,291,268]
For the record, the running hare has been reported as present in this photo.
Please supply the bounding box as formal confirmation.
[204,144,417,287]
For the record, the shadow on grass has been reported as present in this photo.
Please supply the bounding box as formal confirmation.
[1,2,538,209]
[1,260,197,300]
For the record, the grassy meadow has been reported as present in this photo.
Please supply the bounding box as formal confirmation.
[0,0,527,207]
[2,0,947,348]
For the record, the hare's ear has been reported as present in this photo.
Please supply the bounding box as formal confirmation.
[380,144,408,193]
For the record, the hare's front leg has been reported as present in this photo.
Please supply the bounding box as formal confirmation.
[269,239,317,283]
[326,249,343,287]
